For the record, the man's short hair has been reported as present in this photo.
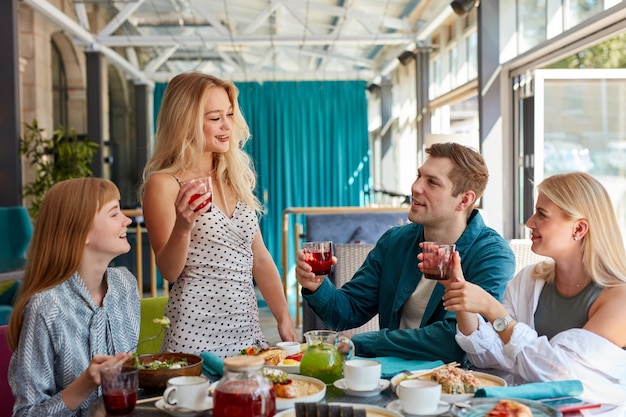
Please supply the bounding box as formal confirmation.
[426,142,489,199]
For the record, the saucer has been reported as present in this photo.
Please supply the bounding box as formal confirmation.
[155,397,213,417]
[333,378,390,397]
[386,400,450,416]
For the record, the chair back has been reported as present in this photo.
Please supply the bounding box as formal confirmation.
[137,296,169,355]
[0,325,14,417]
[0,206,33,259]
[508,239,550,275]
[333,243,378,334]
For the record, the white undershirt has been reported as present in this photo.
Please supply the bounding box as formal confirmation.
[399,278,437,329]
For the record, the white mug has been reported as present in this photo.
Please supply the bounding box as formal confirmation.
[397,379,441,415]
[163,376,211,410]
[343,359,381,391]
[276,341,301,356]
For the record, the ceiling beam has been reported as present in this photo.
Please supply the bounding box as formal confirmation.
[99,0,146,36]
[24,0,151,85]
[96,33,415,47]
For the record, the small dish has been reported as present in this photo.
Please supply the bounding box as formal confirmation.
[450,398,562,417]
[333,378,391,397]
[386,400,450,416]
[155,397,213,417]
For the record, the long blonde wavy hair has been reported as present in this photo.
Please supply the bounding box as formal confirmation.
[139,71,261,213]
[8,178,121,350]
[532,172,626,287]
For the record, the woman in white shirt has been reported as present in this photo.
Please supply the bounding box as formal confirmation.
[438,172,626,405]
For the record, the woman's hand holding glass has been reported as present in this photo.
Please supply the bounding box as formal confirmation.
[174,178,212,230]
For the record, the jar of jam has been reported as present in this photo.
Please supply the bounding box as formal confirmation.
[213,356,276,417]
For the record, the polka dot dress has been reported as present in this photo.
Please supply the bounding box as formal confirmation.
[161,201,268,358]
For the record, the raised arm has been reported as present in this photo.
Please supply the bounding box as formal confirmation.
[142,173,211,282]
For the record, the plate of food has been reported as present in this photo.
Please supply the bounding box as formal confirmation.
[390,363,506,403]
[240,345,305,374]
[275,403,402,417]
[265,371,326,410]
[450,398,562,417]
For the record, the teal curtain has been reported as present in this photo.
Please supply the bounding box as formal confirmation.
[153,80,370,275]
[152,82,167,133]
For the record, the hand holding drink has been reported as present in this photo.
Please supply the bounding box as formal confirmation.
[302,241,333,275]
[421,242,456,280]
[180,176,212,212]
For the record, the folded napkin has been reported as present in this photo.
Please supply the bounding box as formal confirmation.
[474,380,583,400]
[199,351,224,381]
[354,356,444,379]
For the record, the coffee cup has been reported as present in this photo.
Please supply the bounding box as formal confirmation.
[276,341,301,356]
[163,376,211,411]
[397,379,441,415]
[342,359,381,391]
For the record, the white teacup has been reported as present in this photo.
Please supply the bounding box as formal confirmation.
[342,359,381,391]
[397,379,441,415]
[163,376,211,410]
[276,341,301,356]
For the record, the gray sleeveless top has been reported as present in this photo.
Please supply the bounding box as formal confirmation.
[534,281,603,339]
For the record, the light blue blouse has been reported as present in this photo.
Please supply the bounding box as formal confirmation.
[9,267,140,417]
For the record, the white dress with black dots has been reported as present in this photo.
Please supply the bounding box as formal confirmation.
[160,201,268,358]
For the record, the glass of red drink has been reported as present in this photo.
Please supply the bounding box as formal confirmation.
[302,241,333,275]
[180,176,212,212]
[421,242,456,280]
[100,366,138,415]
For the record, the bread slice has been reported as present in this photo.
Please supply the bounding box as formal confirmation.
[257,348,286,366]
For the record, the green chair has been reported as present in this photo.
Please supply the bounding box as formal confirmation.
[137,296,169,355]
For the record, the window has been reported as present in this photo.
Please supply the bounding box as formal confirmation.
[51,41,68,128]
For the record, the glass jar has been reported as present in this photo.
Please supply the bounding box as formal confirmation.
[213,356,276,417]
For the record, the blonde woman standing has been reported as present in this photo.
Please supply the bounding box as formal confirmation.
[140,72,297,358]
[440,172,626,405]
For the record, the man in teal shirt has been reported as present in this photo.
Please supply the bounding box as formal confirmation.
[295,143,515,363]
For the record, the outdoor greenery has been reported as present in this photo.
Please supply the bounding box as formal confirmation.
[20,119,99,219]
[548,32,626,69]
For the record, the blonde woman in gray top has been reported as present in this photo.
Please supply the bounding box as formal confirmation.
[140,72,297,358]
[439,172,626,404]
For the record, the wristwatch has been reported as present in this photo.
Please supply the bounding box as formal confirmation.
[493,315,514,332]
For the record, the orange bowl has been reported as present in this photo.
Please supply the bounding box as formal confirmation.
[125,352,203,391]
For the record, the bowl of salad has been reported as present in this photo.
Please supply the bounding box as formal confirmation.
[125,352,203,391]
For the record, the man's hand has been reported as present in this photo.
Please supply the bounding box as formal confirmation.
[294,249,337,292]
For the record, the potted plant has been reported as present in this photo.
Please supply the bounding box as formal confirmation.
[20,119,99,219]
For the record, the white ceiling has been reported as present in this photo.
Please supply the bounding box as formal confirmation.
[24,0,456,83]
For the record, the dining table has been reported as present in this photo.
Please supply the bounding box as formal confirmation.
[86,367,625,417]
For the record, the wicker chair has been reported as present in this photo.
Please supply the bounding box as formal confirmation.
[508,239,549,274]
[332,243,379,334]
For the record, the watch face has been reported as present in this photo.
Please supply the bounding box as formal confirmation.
[494,318,506,332]
[494,316,511,332]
